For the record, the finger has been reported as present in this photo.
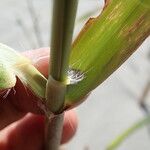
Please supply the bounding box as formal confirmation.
[0,110,78,150]
[0,113,44,150]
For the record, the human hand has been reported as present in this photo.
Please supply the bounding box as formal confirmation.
[0,48,78,150]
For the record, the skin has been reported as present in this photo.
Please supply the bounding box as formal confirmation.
[0,48,78,150]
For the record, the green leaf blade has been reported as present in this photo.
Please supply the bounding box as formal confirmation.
[65,0,150,107]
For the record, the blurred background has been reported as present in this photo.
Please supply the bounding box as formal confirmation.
[0,0,150,149]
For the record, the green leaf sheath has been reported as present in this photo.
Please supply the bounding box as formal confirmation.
[65,0,150,107]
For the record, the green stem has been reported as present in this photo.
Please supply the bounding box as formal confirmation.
[45,113,64,150]
[45,1,78,150]
[107,116,150,150]
[46,0,78,113]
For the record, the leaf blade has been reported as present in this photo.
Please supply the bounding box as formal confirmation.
[65,0,150,106]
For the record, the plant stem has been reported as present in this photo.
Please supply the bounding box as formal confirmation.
[45,113,64,150]
[46,0,78,113]
[45,1,78,150]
